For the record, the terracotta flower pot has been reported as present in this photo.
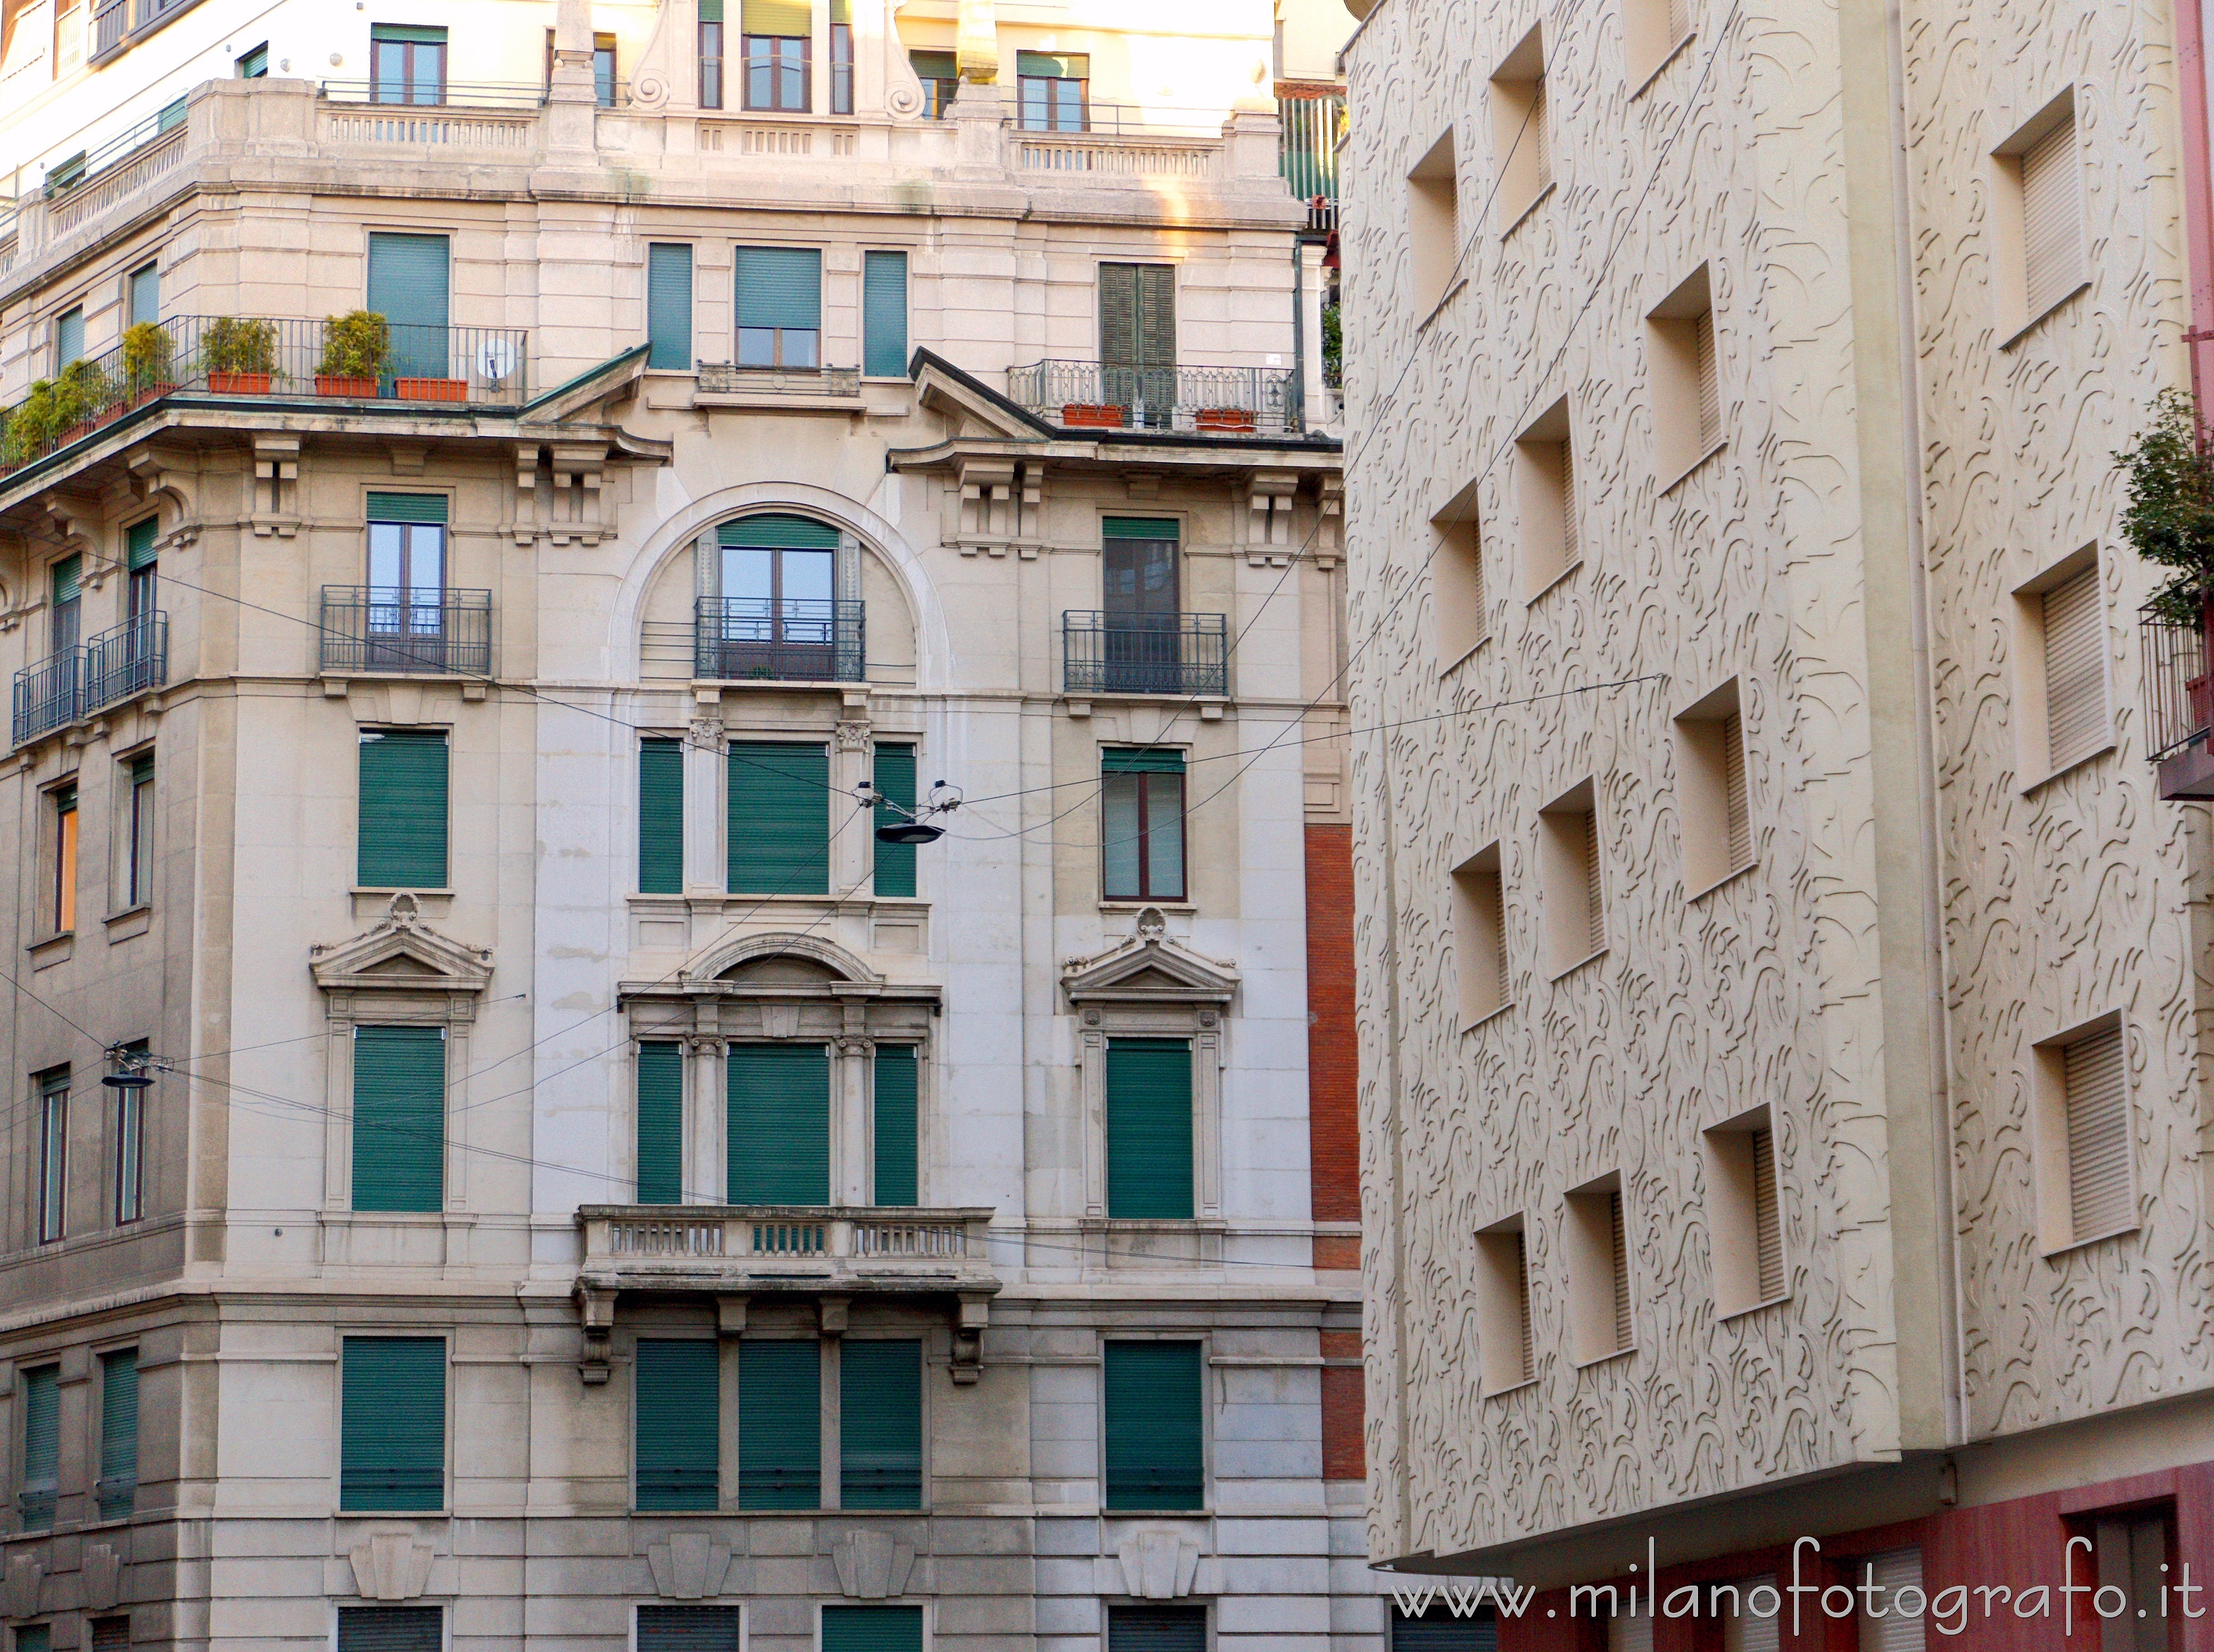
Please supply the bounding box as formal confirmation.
[395,377,468,403]
[209,371,273,394]
[1195,406,1257,432]
[129,383,179,410]
[316,374,379,398]
[1062,402,1128,428]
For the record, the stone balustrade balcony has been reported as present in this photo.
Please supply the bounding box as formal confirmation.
[575,1204,999,1296]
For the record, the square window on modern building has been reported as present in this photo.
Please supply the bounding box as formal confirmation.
[635,1339,719,1511]
[1102,1340,1204,1510]
[840,1339,922,1510]
[1489,25,1549,223]
[1430,479,1485,666]
[1514,397,1578,596]
[358,729,450,890]
[1105,1037,1193,1219]
[351,1025,446,1214]
[336,1607,442,1652]
[97,1347,138,1520]
[1994,91,2082,338]
[1565,1177,1633,1364]
[339,1337,446,1511]
[1407,128,1459,314]
[1537,779,1603,974]
[1450,844,1507,1026]
[1474,1218,1534,1390]
[2034,1017,2133,1251]
[737,1340,821,1510]
[1647,263,1720,481]
[2016,552,2109,779]
[1674,680,1752,893]
[727,1044,829,1204]
[1704,1109,1785,1315]
[727,741,831,893]
[638,1606,741,1652]
[1101,750,1186,901]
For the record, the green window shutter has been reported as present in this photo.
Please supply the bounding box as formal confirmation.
[717,513,841,549]
[1391,1608,1498,1650]
[157,96,187,132]
[726,1044,829,1203]
[129,264,160,326]
[1099,265,1135,369]
[366,492,448,524]
[370,23,448,42]
[871,1046,918,1207]
[358,730,448,888]
[839,1339,922,1509]
[741,0,810,34]
[1106,1037,1193,1219]
[1136,264,1176,366]
[366,233,451,379]
[1103,1341,1204,1511]
[352,1025,446,1213]
[17,1630,52,1652]
[336,1608,443,1652]
[636,1607,742,1652]
[727,741,828,893]
[1103,516,1180,541]
[57,308,84,368]
[1016,50,1088,78]
[697,0,722,17]
[1099,264,1174,366]
[648,244,694,371]
[53,553,82,607]
[736,1340,820,1509]
[635,1042,684,1205]
[821,1606,924,1652]
[862,250,908,378]
[126,518,158,571]
[1102,746,1186,775]
[910,49,954,79]
[1108,1607,1209,1652]
[20,1364,59,1530]
[871,741,917,899]
[98,1348,138,1520]
[340,1336,446,1511]
[129,752,153,786]
[634,1340,719,1511]
[733,247,822,331]
[638,737,684,893]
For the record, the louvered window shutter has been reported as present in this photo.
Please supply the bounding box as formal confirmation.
[727,741,828,893]
[1559,441,1578,563]
[1607,1612,1653,1652]
[340,1336,446,1511]
[1099,264,1139,365]
[1695,308,1719,447]
[358,730,448,888]
[54,552,82,608]
[822,1606,925,1652]
[1106,1038,1194,1219]
[98,1348,138,1519]
[717,513,842,550]
[1583,811,1604,955]
[726,1044,829,1204]
[871,1045,919,1206]
[129,263,159,327]
[648,244,694,371]
[742,0,809,32]
[838,1339,922,1509]
[733,247,823,331]
[56,307,84,369]
[2065,1024,2130,1240]
[1608,1191,1632,1353]
[872,741,917,898]
[635,1340,719,1511]
[90,1619,129,1652]
[1732,1583,1781,1652]
[1513,1230,1533,1382]
[16,1631,51,1652]
[636,1608,742,1652]
[1858,1550,1925,1651]
[638,737,684,893]
[352,1025,446,1213]
[1750,1128,1783,1301]
[127,517,158,571]
[1530,79,1549,189]
[1102,1341,1204,1510]
[736,1340,821,1509]
[1724,711,1750,871]
[2020,115,2081,317]
[1108,1607,1210,1652]
[366,233,452,379]
[1390,1607,1497,1650]
[20,1365,59,1530]
[336,1609,443,1652]
[1136,264,1176,366]
[1665,0,1688,41]
[863,250,909,379]
[365,492,448,524]
[2043,565,2106,770]
[635,1042,684,1205]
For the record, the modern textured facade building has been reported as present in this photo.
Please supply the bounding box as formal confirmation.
[1343,0,2214,1641]
[0,3,1374,1651]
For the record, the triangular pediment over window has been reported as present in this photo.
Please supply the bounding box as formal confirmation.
[311,893,494,993]
[1061,908,1238,1007]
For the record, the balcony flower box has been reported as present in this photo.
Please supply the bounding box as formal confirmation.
[1062,402,1128,428]
[316,374,379,398]
[128,383,179,410]
[395,377,468,403]
[1195,406,1258,433]
[208,370,272,394]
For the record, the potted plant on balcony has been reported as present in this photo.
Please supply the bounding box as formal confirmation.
[203,317,279,394]
[52,358,119,444]
[0,381,63,470]
[316,310,389,397]
[121,322,177,407]
[394,364,469,403]
[1062,402,1128,428]
[2121,388,2214,726]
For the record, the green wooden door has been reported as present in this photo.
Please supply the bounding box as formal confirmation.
[634,1339,718,1511]
[726,1044,829,1204]
[340,1336,446,1511]
[1105,1037,1193,1219]
[839,1339,922,1509]
[1103,1340,1203,1510]
[353,1025,445,1212]
[737,1340,820,1509]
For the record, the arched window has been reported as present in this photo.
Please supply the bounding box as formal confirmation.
[698,513,860,681]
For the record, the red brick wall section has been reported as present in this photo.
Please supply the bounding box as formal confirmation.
[1320,1329,1364,1481]
[1306,823,1360,1235]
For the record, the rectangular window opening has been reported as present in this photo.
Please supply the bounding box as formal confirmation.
[726,1044,830,1204]
[369,24,447,105]
[340,1337,446,1511]
[1450,846,1507,1025]
[1474,1220,1533,1390]
[1407,128,1460,313]
[635,1339,718,1511]
[351,1025,446,1214]
[741,0,812,111]
[37,1069,69,1245]
[97,1348,138,1520]
[1490,26,1549,222]
[839,1339,923,1509]
[1675,683,1752,892]
[647,244,695,372]
[871,1045,919,1207]
[726,740,830,894]
[862,249,910,379]
[1101,748,1186,901]
[732,246,823,370]
[1431,480,1487,666]
[19,1364,60,1530]
[638,736,685,893]
[1102,1341,1204,1511]
[358,730,449,890]
[635,1041,684,1205]
[2042,562,2106,772]
[1104,1036,1194,1220]
[1017,49,1088,131]
[736,1339,821,1510]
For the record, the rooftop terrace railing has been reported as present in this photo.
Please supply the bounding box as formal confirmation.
[1007,359,1301,436]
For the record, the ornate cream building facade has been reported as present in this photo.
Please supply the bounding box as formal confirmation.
[1343,0,2214,1638]
[0,3,1378,1652]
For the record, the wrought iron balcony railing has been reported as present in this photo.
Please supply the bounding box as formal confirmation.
[320,588,493,675]
[1006,360,1300,435]
[1063,610,1228,697]
[2140,604,2207,761]
[12,612,168,747]
[695,597,864,683]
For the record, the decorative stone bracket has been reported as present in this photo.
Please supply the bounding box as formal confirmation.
[1246,470,1300,564]
[349,1533,436,1602]
[646,1533,734,1600]
[831,1529,916,1599]
[514,441,613,546]
[952,1289,991,1384]
[250,434,301,537]
[2,1553,46,1620]
[576,1282,616,1384]
[954,456,1040,558]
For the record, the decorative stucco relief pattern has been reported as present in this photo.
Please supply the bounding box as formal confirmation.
[1344,0,1911,1562]
[1901,2,2214,1434]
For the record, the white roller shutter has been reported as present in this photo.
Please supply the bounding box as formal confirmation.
[1723,711,1750,871]
[2065,1025,2131,1241]
[2042,564,2105,770]
[1858,1549,1925,1652]
[2020,114,2081,316]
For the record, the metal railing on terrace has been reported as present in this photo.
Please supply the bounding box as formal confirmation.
[317,79,552,109]
[0,315,529,477]
[1063,611,1228,697]
[694,597,864,683]
[1279,93,1345,229]
[91,0,192,59]
[2140,603,2210,760]
[12,613,167,747]
[1007,360,1301,436]
[320,588,493,676]
[996,96,1234,139]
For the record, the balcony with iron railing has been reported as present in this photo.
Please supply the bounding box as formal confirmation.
[576,1205,999,1294]
[11,612,168,747]
[319,588,493,677]
[1063,611,1228,697]
[1007,361,1301,436]
[695,597,864,683]
[2140,602,2214,798]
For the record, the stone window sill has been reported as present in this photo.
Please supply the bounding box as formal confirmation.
[1687,861,1757,902]
[105,905,152,941]
[1999,279,2090,352]
[29,932,74,969]
[1628,30,1695,101]
[2022,739,2115,797]
[1499,179,1557,242]
[1658,437,1727,497]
